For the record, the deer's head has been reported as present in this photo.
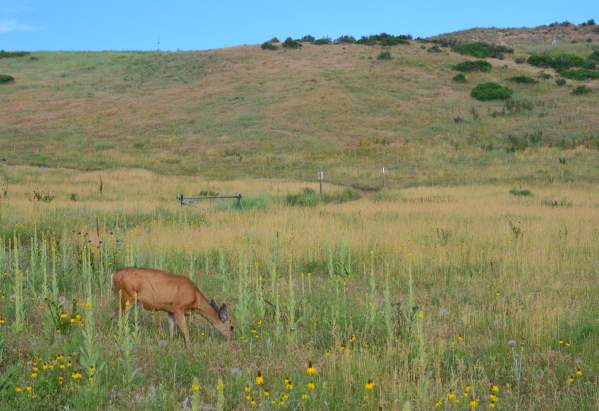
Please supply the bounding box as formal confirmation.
[209,299,233,340]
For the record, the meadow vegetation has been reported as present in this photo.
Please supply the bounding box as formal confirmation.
[0,168,598,410]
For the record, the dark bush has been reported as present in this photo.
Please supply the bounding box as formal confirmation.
[515,56,526,64]
[261,41,278,50]
[335,35,356,44]
[0,50,30,59]
[559,68,599,80]
[286,188,360,207]
[452,73,467,82]
[571,85,592,95]
[452,60,492,72]
[0,74,15,84]
[452,42,513,59]
[269,37,280,43]
[510,188,532,197]
[471,82,514,101]
[527,53,586,70]
[537,72,552,79]
[282,37,302,49]
[377,51,392,60]
[588,51,599,62]
[580,19,596,26]
[357,33,411,46]
[428,45,442,53]
[508,75,539,84]
[555,78,567,86]
[313,37,332,45]
[301,35,315,43]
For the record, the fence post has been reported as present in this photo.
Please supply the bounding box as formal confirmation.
[236,193,242,207]
[318,171,324,194]
[381,167,386,189]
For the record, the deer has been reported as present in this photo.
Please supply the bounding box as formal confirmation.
[111,267,233,345]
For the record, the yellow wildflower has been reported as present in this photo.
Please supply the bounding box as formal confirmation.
[26,386,32,392]
[435,400,443,408]
[245,395,251,401]
[489,402,496,409]
[0,318,5,325]
[31,372,38,379]
[491,384,499,393]
[469,398,479,407]
[567,375,575,384]
[191,383,200,393]
[263,390,270,398]
[71,371,82,381]
[250,398,256,406]
[301,393,308,401]
[576,368,583,377]
[365,379,375,391]
[60,313,68,320]
[488,394,497,402]
[280,392,289,400]
[447,390,457,401]
[417,311,424,320]
[255,371,264,385]
[15,386,23,393]
[307,381,315,391]
[464,385,472,394]
[306,361,317,376]
[349,335,356,343]
[244,385,251,393]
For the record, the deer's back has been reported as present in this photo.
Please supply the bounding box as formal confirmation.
[112,267,200,312]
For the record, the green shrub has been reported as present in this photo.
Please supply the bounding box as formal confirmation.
[555,78,567,86]
[452,73,467,82]
[282,37,302,49]
[571,85,592,95]
[452,42,513,59]
[377,51,392,60]
[225,195,270,211]
[452,60,492,72]
[0,51,29,59]
[559,68,599,80]
[285,188,360,207]
[300,35,315,43]
[588,51,599,62]
[335,35,356,44]
[313,37,332,45]
[510,187,533,197]
[428,45,442,53]
[537,72,552,79]
[357,33,411,46]
[527,53,586,70]
[514,57,526,64]
[470,82,513,101]
[0,74,15,84]
[261,41,278,50]
[507,75,539,84]
[269,37,280,43]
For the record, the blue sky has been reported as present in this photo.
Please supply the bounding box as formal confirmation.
[0,0,596,51]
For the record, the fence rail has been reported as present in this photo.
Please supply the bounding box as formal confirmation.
[176,193,242,206]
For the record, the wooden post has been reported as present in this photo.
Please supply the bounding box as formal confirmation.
[381,167,386,189]
[318,171,324,194]
[236,193,242,206]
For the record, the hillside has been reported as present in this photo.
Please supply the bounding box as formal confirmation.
[431,20,599,47]
[0,34,598,188]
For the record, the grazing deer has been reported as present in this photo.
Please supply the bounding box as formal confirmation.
[111,268,233,345]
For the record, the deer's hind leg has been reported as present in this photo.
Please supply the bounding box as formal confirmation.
[166,313,176,340]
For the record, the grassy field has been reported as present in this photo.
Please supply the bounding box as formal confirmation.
[0,167,597,410]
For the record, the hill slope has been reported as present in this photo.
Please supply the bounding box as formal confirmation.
[0,37,598,187]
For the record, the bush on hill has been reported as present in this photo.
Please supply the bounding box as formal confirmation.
[452,42,513,59]
[282,37,302,49]
[527,53,586,70]
[261,41,278,50]
[0,74,15,84]
[571,85,592,95]
[471,82,514,101]
[508,75,539,84]
[0,50,30,59]
[559,68,599,80]
[300,35,315,43]
[555,78,567,86]
[335,35,356,44]
[357,33,411,46]
[452,60,492,72]
[452,73,467,82]
[313,37,332,45]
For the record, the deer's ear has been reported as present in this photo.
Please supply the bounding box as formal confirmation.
[209,299,219,312]
[218,303,229,321]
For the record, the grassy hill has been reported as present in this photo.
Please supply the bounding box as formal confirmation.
[0,31,598,189]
